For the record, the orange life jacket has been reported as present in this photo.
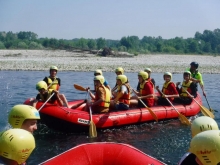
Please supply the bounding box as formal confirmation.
[117,84,130,105]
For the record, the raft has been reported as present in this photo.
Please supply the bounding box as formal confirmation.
[24,93,202,132]
[39,142,166,165]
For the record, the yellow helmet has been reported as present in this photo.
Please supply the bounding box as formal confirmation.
[191,116,219,137]
[116,75,127,84]
[138,71,148,80]
[36,81,47,90]
[50,66,58,71]
[0,129,35,164]
[144,68,152,73]
[115,67,124,74]
[94,69,103,75]
[94,75,105,84]
[8,105,40,128]
[163,72,172,79]
[189,130,220,165]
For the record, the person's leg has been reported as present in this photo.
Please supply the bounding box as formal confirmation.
[71,100,87,109]
[59,94,70,108]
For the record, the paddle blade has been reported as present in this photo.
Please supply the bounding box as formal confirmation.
[89,121,97,138]
[148,108,158,122]
[201,106,215,119]
[178,114,191,126]
[73,84,87,91]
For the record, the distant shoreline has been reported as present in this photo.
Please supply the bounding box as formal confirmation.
[0,50,220,73]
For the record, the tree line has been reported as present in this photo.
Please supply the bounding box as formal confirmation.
[0,29,220,55]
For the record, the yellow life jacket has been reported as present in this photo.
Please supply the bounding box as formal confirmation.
[95,85,111,107]
[180,81,192,97]
[47,77,60,90]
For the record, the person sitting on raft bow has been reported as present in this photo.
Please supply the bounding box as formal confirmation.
[43,66,71,108]
[34,81,63,107]
[136,68,155,92]
[130,71,155,107]
[174,71,197,105]
[110,75,131,110]
[85,75,111,113]
[156,72,179,106]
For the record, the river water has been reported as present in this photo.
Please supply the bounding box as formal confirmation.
[0,71,219,165]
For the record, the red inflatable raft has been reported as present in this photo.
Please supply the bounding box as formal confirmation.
[24,93,202,132]
[39,142,166,165]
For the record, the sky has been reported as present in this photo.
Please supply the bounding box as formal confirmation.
[0,0,220,40]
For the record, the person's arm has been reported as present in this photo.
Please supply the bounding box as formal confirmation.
[165,83,179,98]
[114,85,126,103]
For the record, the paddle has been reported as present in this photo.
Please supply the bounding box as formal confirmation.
[132,89,158,122]
[89,105,97,138]
[74,84,97,137]
[181,87,215,118]
[38,93,55,112]
[204,96,214,112]
[156,88,191,125]
[74,84,87,91]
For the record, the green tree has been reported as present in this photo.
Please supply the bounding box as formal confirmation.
[97,38,106,49]
[17,41,28,49]
[87,39,97,49]
[29,41,43,49]
[76,38,88,49]
[0,41,6,49]
[203,42,212,53]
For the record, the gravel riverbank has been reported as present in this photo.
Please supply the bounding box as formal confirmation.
[0,50,219,73]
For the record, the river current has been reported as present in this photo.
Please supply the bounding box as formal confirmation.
[0,71,219,165]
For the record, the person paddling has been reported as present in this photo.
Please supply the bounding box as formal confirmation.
[111,75,131,110]
[34,81,64,107]
[174,71,197,105]
[131,71,155,107]
[94,69,111,91]
[86,75,111,113]
[156,72,179,105]
[187,62,206,96]
[137,68,155,91]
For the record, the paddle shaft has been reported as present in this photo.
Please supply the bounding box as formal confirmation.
[204,96,212,111]
[38,93,55,112]
[132,89,158,122]
[88,90,97,138]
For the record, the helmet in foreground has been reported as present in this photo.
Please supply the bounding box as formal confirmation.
[0,129,35,164]
[36,81,47,90]
[191,116,219,137]
[8,105,40,128]
[94,75,105,84]
[115,67,124,74]
[138,71,148,80]
[116,75,127,84]
[190,62,199,69]
[189,130,220,165]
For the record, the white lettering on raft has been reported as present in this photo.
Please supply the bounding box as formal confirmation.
[78,118,90,125]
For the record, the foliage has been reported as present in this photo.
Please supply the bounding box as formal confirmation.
[1,29,220,55]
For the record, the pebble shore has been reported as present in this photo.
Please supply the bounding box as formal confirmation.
[0,50,219,73]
